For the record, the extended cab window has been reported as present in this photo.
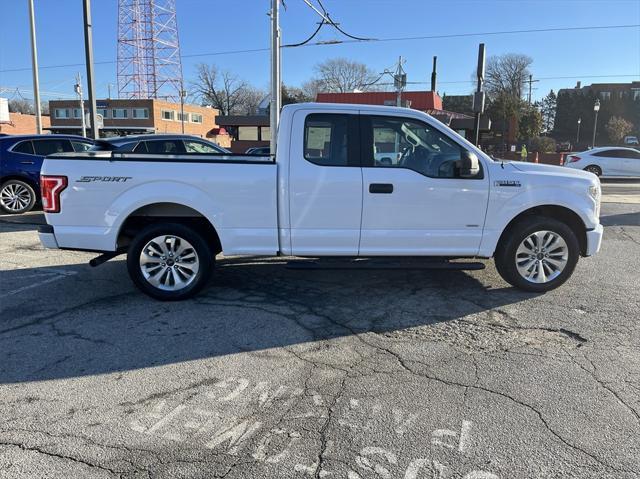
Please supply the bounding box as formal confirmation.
[363,116,468,179]
[33,139,73,156]
[304,114,355,166]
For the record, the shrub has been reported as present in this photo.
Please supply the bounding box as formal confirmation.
[529,136,556,153]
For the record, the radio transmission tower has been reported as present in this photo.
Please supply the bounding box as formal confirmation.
[117,0,183,102]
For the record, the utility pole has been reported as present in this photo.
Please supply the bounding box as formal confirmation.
[525,74,539,105]
[592,99,600,148]
[430,56,437,92]
[74,73,86,137]
[394,56,406,107]
[28,0,42,134]
[270,0,281,156]
[107,83,113,99]
[473,43,486,146]
[180,87,187,134]
[82,0,98,139]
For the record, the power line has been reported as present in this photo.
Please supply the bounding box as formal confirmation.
[355,23,640,45]
[1,23,636,73]
[3,74,636,100]
[375,74,639,87]
[314,0,374,42]
[283,19,326,47]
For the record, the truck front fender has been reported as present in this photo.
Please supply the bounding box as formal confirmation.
[478,186,598,258]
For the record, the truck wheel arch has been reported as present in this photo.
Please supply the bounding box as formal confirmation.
[116,202,222,255]
[496,205,587,256]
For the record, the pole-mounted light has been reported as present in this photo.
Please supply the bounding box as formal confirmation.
[592,99,601,148]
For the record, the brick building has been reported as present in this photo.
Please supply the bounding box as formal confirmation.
[315,91,490,142]
[317,91,443,110]
[554,81,640,147]
[0,112,51,135]
[47,98,230,147]
[215,115,270,153]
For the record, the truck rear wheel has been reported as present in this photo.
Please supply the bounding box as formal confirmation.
[494,216,579,293]
[127,223,213,300]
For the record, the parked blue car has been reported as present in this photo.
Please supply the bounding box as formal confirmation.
[0,134,94,214]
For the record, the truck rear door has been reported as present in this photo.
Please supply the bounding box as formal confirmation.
[288,110,362,255]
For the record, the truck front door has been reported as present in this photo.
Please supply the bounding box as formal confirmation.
[288,111,363,255]
[358,114,490,256]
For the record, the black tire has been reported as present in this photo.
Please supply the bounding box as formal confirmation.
[0,179,36,214]
[127,222,213,301]
[584,165,602,176]
[494,216,580,293]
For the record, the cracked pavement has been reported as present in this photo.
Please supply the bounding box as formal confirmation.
[1,202,639,479]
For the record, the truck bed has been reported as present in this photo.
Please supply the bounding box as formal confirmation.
[41,151,279,255]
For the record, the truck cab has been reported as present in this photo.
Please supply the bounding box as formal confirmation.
[38,103,603,300]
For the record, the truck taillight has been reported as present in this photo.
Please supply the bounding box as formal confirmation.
[568,155,581,163]
[40,176,67,213]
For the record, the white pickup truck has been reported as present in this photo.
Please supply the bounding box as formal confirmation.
[38,103,603,300]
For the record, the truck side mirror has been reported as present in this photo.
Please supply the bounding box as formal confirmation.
[458,151,481,178]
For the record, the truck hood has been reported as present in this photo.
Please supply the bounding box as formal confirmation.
[509,161,596,182]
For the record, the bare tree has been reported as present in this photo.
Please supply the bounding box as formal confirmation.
[300,79,324,101]
[8,99,34,114]
[483,53,533,101]
[605,116,633,143]
[192,64,265,116]
[312,58,379,93]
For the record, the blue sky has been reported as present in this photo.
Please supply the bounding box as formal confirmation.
[1,0,639,103]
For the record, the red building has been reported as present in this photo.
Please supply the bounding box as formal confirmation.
[315,90,489,142]
[316,91,443,111]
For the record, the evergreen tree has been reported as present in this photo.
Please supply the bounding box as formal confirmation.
[539,90,557,133]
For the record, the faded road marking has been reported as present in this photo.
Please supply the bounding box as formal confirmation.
[0,270,77,298]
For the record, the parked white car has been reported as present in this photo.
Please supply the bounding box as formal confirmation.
[564,147,640,177]
[38,103,603,300]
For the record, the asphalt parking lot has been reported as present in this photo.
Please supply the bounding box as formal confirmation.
[1,194,639,478]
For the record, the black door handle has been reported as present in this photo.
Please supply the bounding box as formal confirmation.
[369,183,393,194]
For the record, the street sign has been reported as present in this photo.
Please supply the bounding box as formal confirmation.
[473,91,485,114]
[476,43,486,81]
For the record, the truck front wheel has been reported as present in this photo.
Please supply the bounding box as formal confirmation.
[127,223,213,300]
[494,216,580,293]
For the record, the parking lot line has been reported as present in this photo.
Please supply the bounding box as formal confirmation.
[0,270,77,299]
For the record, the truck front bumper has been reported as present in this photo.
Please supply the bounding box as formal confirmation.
[38,225,59,249]
[585,224,603,256]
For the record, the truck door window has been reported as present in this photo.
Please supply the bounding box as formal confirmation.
[304,114,356,166]
[363,116,469,179]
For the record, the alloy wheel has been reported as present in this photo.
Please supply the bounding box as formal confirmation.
[0,183,33,213]
[139,235,200,291]
[515,230,568,284]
